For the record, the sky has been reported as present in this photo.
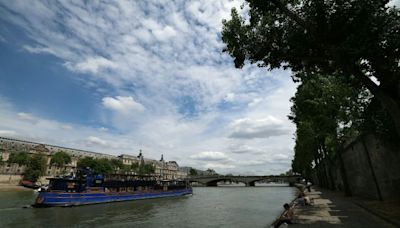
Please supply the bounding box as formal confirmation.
[0,0,300,175]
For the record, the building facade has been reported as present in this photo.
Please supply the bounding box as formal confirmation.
[0,137,186,181]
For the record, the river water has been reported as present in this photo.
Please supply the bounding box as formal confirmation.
[0,185,296,228]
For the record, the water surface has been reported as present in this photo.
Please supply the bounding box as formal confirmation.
[0,185,296,228]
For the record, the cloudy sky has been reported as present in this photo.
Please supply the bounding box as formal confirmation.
[0,0,299,175]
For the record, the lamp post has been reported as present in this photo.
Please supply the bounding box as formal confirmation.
[160,154,164,180]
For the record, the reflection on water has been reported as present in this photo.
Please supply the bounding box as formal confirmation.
[0,186,296,228]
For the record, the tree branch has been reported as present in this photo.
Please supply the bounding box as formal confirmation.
[351,67,400,138]
[269,0,315,33]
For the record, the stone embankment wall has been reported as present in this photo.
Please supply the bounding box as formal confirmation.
[0,174,23,184]
[341,134,400,201]
[0,174,52,185]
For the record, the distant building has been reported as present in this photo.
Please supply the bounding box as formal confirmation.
[0,137,186,180]
[179,166,210,176]
[118,154,139,166]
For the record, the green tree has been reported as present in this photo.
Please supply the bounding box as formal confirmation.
[131,162,139,172]
[77,157,96,170]
[189,168,198,176]
[77,157,123,174]
[94,158,113,174]
[206,168,216,175]
[137,163,155,175]
[23,154,47,182]
[8,151,30,165]
[289,73,370,188]
[120,164,133,173]
[222,0,400,137]
[50,151,72,167]
[110,159,124,170]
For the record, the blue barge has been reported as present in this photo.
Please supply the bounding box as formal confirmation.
[33,170,192,207]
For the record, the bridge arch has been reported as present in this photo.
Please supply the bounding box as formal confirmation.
[204,178,251,186]
[190,177,249,186]
[188,175,301,187]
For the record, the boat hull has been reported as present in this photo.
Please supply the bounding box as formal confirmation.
[34,188,193,207]
[20,180,40,189]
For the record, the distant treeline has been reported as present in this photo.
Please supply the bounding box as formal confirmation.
[2,151,155,182]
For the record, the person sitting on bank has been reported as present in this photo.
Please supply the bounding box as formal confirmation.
[273,203,294,228]
[297,192,306,206]
[297,192,312,206]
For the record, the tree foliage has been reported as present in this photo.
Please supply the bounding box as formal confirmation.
[8,151,30,165]
[77,157,114,174]
[138,163,155,175]
[206,168,217,175]
[130,162,155,175]
[222,0,400,137]
[50,151,72,167]
[131,162,139,171]
[23,154,47,182]
[189,168,198,176]
[76,157,152,175]
[289,73,373,189]
[110,159,124,170]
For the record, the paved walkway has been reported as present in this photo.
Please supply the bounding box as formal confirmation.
[292,187,398,227]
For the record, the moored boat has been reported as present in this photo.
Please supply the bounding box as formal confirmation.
[20,180,40,189]
[33,169,192,207]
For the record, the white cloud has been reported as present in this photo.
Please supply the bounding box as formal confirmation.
[86,136,107,147]
[229,144,265,155]
[65,56,117,74]
[248,98,263,107]
[98,127,108,132]
[204,162,235,169]
[23,45,55,55]
[17,112,39,124]
[0,0,298,174]
[229,116,289,139]
[0,130,17,137]
[190,151,229,161]
[61,124,73,130]
[224,93,235,102]
[102,96,145,114]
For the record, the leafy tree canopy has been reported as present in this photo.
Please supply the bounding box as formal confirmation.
[50,151,72,167]
[222,0,400,137]
[77,157,128,174]
[8,151,30,165]
[23,154,47,182]
[290,73,370,176]
[206,168,217,175]
[110,159,124,170]
[136,163,155,175]
[79,157,111,174]
[189,168,198,176]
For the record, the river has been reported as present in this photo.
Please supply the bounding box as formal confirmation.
[0,185,296,228]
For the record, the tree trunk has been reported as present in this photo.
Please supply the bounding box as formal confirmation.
[338,146,351,196]
[353,69,400,139]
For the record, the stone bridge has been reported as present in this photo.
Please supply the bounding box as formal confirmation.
[188,175,301,187]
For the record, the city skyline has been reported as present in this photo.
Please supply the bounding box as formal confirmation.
[0,0,296,175]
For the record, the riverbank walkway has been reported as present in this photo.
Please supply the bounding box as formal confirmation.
[292,187,399,227]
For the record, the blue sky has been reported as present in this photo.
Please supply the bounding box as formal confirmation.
[0,0,298,174]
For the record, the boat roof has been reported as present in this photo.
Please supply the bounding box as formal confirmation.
[47,177,81,181]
